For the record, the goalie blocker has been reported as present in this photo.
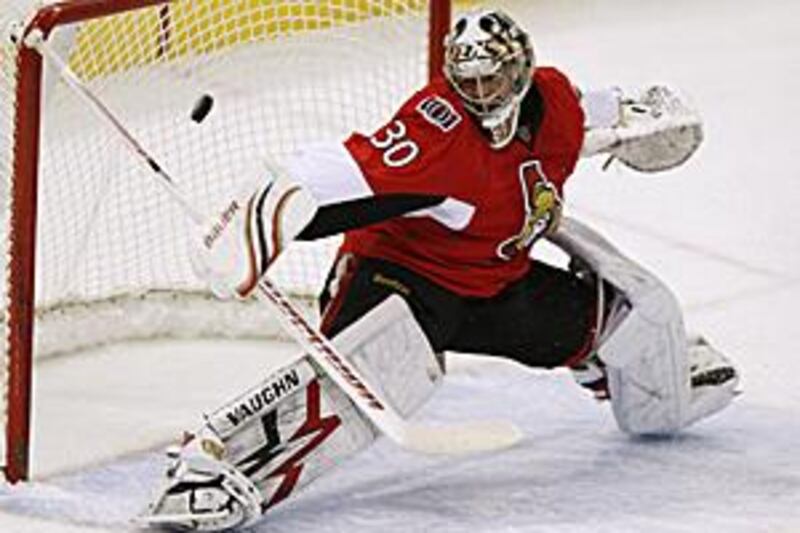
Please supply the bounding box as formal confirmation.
[141,296,444,531]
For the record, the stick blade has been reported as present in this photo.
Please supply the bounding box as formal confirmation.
[402,420,523,455]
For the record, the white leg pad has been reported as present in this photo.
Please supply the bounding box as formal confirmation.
[602,304,690,434]
[549,218,725,434]
[206,295,442,502]
[143,296,442,530]
[329,295,444,417]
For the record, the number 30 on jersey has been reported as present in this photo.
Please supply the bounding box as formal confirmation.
[370,120,420,168]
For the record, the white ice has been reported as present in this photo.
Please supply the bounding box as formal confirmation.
[2,0,799,531]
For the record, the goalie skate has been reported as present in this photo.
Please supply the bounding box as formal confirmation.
[685,336,740,425]
[689,336,738,389]
[141,431,264,531]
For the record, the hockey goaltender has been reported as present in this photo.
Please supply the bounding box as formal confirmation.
[141,8,738,531]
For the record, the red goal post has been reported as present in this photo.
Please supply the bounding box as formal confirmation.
[1,0,451,483]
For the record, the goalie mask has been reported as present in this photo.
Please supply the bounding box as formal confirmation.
[444,9,535,149]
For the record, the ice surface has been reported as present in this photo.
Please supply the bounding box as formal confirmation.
[2,359,799,532]
[2,0,799,531]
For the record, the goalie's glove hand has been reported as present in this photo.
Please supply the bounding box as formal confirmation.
[581,85,703,173]
[191,183,274,300]
[612,85,704,173]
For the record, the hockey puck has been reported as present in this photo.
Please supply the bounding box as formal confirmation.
[190,93,214,123]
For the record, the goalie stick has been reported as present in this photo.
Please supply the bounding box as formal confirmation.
[26,30,522,455]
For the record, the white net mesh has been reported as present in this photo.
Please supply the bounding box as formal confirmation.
[3,0,433,349]
[0,0,439,473]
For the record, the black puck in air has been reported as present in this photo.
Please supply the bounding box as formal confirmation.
[190,93,214,123]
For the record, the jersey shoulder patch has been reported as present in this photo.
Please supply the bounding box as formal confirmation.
[415,95,463,133]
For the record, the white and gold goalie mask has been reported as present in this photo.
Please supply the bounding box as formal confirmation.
[444,9,535,149]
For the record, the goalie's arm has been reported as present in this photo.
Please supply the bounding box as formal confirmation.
[194,146,445,298]
[295,85,691,241]
[297,193,444,240]
[276,140,450,240]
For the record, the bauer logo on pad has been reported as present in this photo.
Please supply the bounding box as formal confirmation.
[416,96,462,132]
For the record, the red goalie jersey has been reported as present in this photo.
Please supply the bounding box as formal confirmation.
[341,67,585,297]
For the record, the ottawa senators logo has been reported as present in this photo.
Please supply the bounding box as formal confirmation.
[497,161,562,261]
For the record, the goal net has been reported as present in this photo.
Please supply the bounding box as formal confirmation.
[0,0,450,482]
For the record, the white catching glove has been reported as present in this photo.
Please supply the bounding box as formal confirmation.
[581,85,704,173]
[614,85,704,172]
[191,168,318,300]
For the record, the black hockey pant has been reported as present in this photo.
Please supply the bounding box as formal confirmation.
[319,254,599,369]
